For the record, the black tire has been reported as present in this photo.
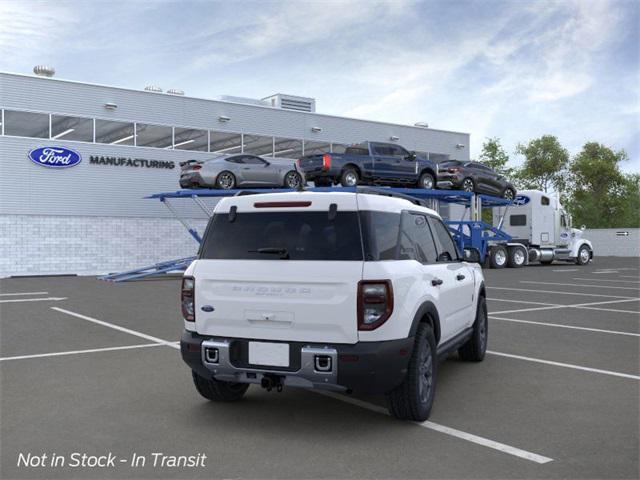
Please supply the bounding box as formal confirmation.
[386,323,437,421]
[489,245,508,269]
[461,177,475,192]
[576,245,591,265]
[418,172,435,190]
[192,371,249,402]
[216,171,236,190]
[503,188,516,201]
[283,170,302,189]
[340,168,359,187]
[458,296,488,362]
[507,246,526,268]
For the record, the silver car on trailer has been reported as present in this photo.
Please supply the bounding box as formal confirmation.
[179,154,303,189]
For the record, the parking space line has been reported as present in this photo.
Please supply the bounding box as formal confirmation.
[315,391,553,464]
[552,269,579,272]
[490,316,640,337]
[0,291,49,296]
[0,297,67,304]
[487,351,640,380]
[620,275,640,279]
[51,307,180,349]
[489,298,558,306]
[572,278,640,284]
[0,343,167,362]
[488,287,637,299]
[491,298,640,315]
[520,281,640,291]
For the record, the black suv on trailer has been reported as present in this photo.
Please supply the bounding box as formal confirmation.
[437,160,516,200]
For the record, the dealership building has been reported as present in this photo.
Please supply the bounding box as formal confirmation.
[0,69,470,278]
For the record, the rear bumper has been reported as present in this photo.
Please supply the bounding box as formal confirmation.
[179,172,207,188]
[437,173,464,189]
[181,330,414,394]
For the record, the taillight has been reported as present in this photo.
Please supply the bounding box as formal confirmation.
[296,158,301,168]
[357,280,393,330]
[448,167,459,173]
[181,276,195,322]
[192,165,202,171]
[322,153,332,171]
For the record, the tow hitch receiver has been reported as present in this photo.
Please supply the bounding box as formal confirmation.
[261,374,284,392]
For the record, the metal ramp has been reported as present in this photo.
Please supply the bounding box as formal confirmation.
[101,186,513,281]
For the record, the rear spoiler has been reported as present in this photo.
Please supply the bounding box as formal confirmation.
[179,160,201,168]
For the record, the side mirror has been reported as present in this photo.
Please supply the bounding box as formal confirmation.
[581,225,586,231]
[407,152,417,161]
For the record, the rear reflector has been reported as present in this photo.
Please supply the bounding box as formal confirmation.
[254,201,312,208]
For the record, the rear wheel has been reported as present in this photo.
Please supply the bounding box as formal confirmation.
[386,323,437,421]
[462,177,475,192]
[283,171,302,189]
[192,371,249,402]
[216,171,236,190]
[489,245,508,269]
[503,188,516,201]
[507,246,526,268]
[340,168,359,187]
[418,172,435,190]
[458,296,488,362]
[576,245,591,265]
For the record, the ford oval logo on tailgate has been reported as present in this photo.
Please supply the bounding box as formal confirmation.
[28,146,82,168]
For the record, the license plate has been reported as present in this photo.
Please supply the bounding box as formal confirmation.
[248,342,289,367]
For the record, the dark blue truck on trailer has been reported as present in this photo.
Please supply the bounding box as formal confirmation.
[297,141,439,189]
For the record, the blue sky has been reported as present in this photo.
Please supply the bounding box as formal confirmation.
[1,0,638,171]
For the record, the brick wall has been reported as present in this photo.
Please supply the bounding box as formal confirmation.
[0,215,207,277]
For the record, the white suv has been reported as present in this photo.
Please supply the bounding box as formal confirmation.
[180,189,487,421]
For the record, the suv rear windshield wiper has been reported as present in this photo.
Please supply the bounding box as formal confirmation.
[248,247,290,259]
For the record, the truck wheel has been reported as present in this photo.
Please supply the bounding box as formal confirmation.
[576,245,591,265]
[216,171,236,190]
[340,168,359,187]
[489,245,507,269]
[458,295,488,362]
[507,246,526,268]
[192,371,249,402]
[418,172,435,190]
[386,323,437,421]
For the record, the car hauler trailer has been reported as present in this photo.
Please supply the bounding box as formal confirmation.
[100,186,588,282]
[490,189,593,267]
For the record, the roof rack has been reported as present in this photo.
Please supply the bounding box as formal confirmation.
[353,186,430,208]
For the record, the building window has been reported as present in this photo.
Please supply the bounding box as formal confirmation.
[273,137,303,158]
[3,110,49,138]
[303,140,331,156]
[429,153,450,163]
[173,127,208,151]
[50,114,93,142]
[243,134,274,156]
[331,143,348,154]
[135,123,173,148]
[95,119,135,145]
[210,131,243,154]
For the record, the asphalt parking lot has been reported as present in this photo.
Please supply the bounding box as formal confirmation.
[1,256,638,479]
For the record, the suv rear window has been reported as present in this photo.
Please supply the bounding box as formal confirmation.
[199,212,363,261]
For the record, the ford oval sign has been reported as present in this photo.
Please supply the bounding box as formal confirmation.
[513,195,530,206]
[28,146,82,168]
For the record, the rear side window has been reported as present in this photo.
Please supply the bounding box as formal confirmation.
[510,214,527,226]
[428,217,460,261]
[345,147,369,156]
[360,211,401,260]
[200,212,363,261]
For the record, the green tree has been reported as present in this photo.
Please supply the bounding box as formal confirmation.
[479,137,513,176]
[516,135,569,193]
[565,142,638,228]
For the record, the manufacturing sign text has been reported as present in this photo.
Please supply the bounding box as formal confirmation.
[90,156,175,169]
[29,147,82,168]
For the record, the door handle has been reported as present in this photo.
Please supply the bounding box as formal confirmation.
[456,274,466,281]
[243,167,250,170]
[431,278,443,286]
